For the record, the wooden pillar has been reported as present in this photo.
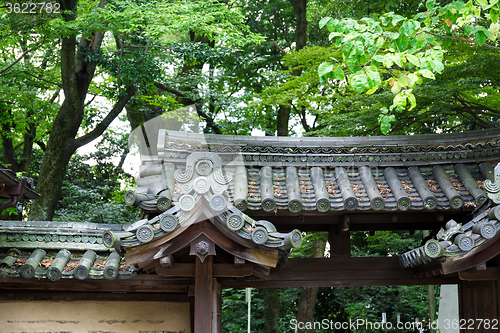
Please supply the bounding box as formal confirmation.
[212,279,222,333]
[329,217,350,257]
[195,255,214,333]
[459,280,500,333]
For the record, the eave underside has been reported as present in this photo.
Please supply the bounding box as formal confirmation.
[0,257,459,295]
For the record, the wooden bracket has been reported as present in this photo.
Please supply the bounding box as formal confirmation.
[476,262,487,270]
[159,254,175,268]
[234,256,245,268]
[190,234,216,263]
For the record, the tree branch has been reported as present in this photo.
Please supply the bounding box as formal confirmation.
[272,40,287,55]
[0,41,42,76]
[423,31,500,51]
[22,71,62,88]
[154,82,199,104]
[72,86,137,150]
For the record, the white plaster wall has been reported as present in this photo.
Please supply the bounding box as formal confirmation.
[0,300,190,333]
[437,284,460,333]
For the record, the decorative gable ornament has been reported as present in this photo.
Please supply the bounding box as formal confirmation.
[484,162,500,204]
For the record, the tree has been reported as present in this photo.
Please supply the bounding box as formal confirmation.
[52,129,137,224]
[0,0,263,220]
[318,0,500,133]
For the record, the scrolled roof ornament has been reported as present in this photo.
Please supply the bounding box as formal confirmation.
[193,177,210,194]
[226,213,245,231]
[485,163,500,204]
[179,194,196,211]
[214,167,233,185]
[210,194,227,212]
[137,224,155,243]
[251,226,268,245]
[160,213,178,232]
[195,159,213,176]
[174,167,194,183]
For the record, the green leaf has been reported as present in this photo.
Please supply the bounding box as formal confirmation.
[318,62,334,77]
[395,34,410,52]
[367,70,382,87]
[351,74,369,93]
[354,41,365,55]
[418,69,435,79]
[475,30,487,46]
[329,32,343,40]
[426,0,436,10]
[407,92,417,111]
[393,91,407,108]
[406,54,420,67]
[398,74,409,87]
[376,36,385,48]
[490,23,500,41]
[431,59,444,73]
[392,15,405,26]
[391,81,401,94]
[327,19,339,33]
[366,85,379,95]
[491,7,499,24]
[401,20,415,36]
[407,73,419,87]
[383,54,394,68]
[343,41,355,59]
[393,53,404,67]
[319,17,332,29]
[379,114,395,135]
[333,67,345,81]
[373,55,385,63]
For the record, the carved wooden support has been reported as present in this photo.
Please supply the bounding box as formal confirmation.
[190,234,216,263]
[159,254,175,268]
[234,256,245,268]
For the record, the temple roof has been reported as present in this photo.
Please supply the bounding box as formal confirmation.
[399,203,500,278]
[128,129,500,215]
[2,128,500,285]
[0,221,134,281]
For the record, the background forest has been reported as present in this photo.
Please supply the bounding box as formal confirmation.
[1,0,499,331]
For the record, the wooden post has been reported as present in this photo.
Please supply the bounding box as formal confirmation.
[459,279,500,333]
[329,219,350,257]
[195,255,213,333]
[212,279,222,333]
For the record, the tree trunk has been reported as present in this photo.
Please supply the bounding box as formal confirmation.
[296,238,326,333]
[277,105,291,136]
[276,0,308,137]
[264,288,281,333]
[29,0,136,221]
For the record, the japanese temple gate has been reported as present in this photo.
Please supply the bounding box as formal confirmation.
[2,128,500,332]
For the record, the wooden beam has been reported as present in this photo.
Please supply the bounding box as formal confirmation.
[0,275,190,293]
[195,255,213,333]
[155,263,254,278]
[247,212,462,232]
[0,291,189,302]
[221,257,461,288]
[221,276,460,288]
[459,267,500,281]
